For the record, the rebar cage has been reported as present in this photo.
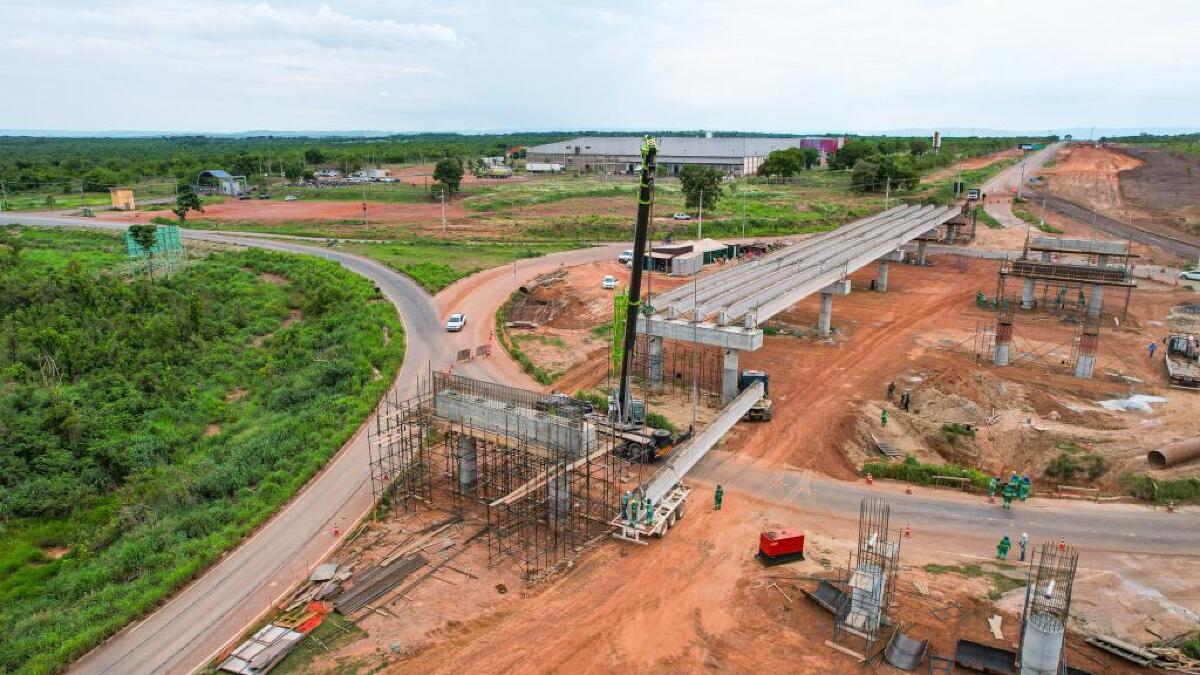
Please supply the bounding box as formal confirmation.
[368,372,618,578]
[1018,543,1079,675]
[832,498,902,655]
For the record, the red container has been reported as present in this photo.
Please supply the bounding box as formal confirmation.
[758,529,805,564]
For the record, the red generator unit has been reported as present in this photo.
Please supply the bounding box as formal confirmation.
[757,529,805,565]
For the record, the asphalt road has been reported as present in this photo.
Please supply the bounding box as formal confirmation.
[981,143,1061,228]
[5,207,1196,673]
[1027,189,1200,261]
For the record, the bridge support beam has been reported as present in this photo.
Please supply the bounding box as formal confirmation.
[648,336,663,390]
[917,240,928,266]
[877,260,889,293]
[1087,285,1104,319]
[722,349,740,404]
[818,293,833,336]
[1021,278,1036,309]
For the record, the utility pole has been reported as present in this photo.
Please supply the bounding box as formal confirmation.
[1039,193,1048,230]
[741,186,746,239]
[698,188,703,240]
[440,190,447,233]
[362,181,369,228]
[884,177,891,209]
[1017,159,1027,200]
[79,179,85,210]
[1,181,8,211]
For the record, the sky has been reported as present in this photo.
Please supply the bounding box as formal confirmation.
[1,0,1198,135]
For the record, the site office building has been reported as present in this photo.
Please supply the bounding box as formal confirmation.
[526,135,845,176]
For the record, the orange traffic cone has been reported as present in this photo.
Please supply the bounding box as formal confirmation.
[905,485,913,495]
[865,473,874,486]
[1058,539,1066,552]
[904,524,912,538]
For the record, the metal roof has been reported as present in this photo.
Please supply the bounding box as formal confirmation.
[199,169,234,179]
[527,136,841,160]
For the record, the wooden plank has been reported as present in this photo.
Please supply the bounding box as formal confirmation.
[490,445,612,507]
[825,640,866,662]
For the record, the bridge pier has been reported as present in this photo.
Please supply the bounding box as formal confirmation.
[648,336,663,390]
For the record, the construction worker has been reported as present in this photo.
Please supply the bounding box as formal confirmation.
[887,381,896,401]
[644,498,654,526]
[880,408,888,428]
[901,390,911,412]
[987,476,999,500]
[1001,481,1016,510]
[714,484,724,510]
[1148,341,1158,358]
[620,492,630,521]
[997,535,1011,560]
[1019,533,1029,562]
[1019,475,1031,501]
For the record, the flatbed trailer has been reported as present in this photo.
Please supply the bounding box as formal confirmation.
[611,484,691,544]
[1165,334,1200,389]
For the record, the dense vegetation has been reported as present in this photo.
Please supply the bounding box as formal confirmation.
[862,455,990,490]
[0,226,404,674]
[1101,132,1200,157]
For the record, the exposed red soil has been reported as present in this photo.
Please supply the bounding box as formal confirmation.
[103,197,470,227]
[924,147,1023,183]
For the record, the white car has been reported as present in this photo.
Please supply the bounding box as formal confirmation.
[445,312,467,332]
[602,275,617,289]
[672,212,691,220]
[284,195,298,202]
[617,249,634,264]
[1180,270,1200,282]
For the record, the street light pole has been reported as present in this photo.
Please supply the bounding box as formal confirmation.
[698,188,703,240]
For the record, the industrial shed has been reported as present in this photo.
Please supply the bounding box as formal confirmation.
[196,169,247,196]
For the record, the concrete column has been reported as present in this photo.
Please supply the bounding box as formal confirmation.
[647,335,664,390]
[457,436,478,496]
[548,470,570,520]
[1021,278,1036,309]
[1075,325,1099,379]
[994,316,1013,366]
[818,292,834,336]
[722,349,740,404]
[1087,285,1104,319]
[917,240,928,266]
[877,260,889,293]
[946,223,959,243]
[1097,254,1108,267]
[1042,251,1051,262]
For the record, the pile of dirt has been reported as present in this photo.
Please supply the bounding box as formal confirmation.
[1117,146,1200,231]
[1042,144,1141,212]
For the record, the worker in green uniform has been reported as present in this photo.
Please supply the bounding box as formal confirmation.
[997,535,1011,560]
[644,498,653,526]
[714,484,724,510]
[1019,475,1031,501]
[1001,481,1016,510]
[881,408,888,428]
[987,476,999,499]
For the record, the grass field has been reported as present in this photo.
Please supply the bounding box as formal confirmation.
[341,239,578,292]
[269,182,429,204]
[918,158,1018,204]
[0,226,404,674]
[1,183,179,213]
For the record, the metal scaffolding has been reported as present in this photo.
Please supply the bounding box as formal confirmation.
[367,373,618,578]
[1018,543,1079,675]
[630,335,724,407]
[832,498,902,656]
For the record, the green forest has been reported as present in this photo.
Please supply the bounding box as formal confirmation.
[0,226,405,674]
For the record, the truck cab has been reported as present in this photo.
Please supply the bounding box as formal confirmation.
[738,370,773,421]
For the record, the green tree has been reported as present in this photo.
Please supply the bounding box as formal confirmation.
[303,148,326,164]
[910,140,930,156]
[172,186,203,224]
[802,147,820,170]
[433,158,464,193]
[757,148,803,178]
[850,160,880,193]
[128,223,158,279]
[829,140,880,170]
[283,163,304,181]
[679,165,724,211]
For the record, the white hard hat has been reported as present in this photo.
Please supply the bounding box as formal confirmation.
[1022,532,1028,537]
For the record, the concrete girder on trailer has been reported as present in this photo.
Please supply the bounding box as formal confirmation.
[640,382,763,504]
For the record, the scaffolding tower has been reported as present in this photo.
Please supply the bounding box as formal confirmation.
[833,498,902,656]
[1017,542,1079,675]
[367,372,618,578]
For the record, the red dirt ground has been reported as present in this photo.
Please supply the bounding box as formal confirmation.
[924,148,1024,183]
[103,197,470,227]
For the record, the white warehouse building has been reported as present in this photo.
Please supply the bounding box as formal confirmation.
[525,135,845,176]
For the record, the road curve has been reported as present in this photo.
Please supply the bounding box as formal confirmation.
[5,211,1197,672]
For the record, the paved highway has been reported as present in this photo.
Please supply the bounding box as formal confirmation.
[981,143,1061,229]
[4,203,1195,673]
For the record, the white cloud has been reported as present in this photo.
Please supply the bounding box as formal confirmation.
[0,0,1197,132]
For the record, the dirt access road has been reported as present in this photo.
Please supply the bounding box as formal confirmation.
[5,213,1196,673]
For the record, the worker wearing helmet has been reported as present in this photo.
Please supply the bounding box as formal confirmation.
[1001,481,1016,510]
[714,484,724,510]
[1019,533,1029,561]
[997,535,1011,560]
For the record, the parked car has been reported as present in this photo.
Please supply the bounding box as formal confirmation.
[445,312,467,332]
[284,195,298,202]
[672,212,691,220]
[1180,270,1200,282]
[258,193,271,199]
[618,249,634,264]
[602,275,617,289]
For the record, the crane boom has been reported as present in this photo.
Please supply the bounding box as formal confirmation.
[616,137,657,422]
